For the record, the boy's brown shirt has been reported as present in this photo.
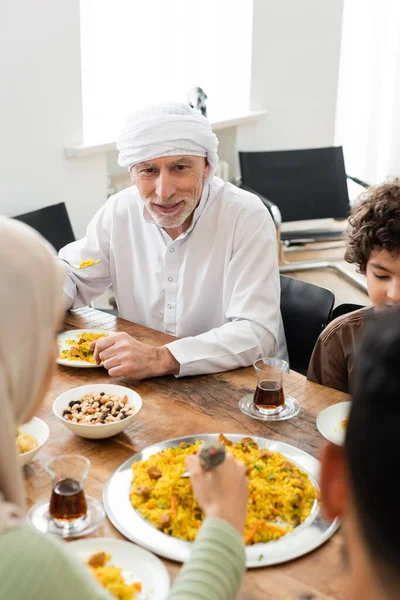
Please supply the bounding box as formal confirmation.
[307,307,374,393]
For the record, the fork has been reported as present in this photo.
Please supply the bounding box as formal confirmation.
[57,257,101,269]
[181,440,226,477]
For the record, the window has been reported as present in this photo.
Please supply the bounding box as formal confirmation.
[335,0,400,183]
[80,0,253,143]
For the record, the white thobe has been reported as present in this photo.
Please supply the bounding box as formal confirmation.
[60,177,287,376]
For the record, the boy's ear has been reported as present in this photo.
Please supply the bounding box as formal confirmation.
[320,441,349,521]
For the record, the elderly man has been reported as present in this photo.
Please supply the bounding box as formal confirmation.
[60,103,287,379]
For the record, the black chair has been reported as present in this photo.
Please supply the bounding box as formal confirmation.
[329,303,365,322]
[14,202,75,252]
[238,147,369,292]
[280,274,335,375]
[239,146,368,245]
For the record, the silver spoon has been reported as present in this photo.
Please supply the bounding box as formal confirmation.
[181,440,226,478]
[57,257,101,269]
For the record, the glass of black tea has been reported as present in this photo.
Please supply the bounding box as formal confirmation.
[45,454,90,534]
[253,358,289,415]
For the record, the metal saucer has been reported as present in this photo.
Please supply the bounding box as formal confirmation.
[239,394,300,421]
[27,495,105,538]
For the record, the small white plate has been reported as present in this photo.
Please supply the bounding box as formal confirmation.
[57,329,112,368]
[67,537,170,600]
[316,401,351,446]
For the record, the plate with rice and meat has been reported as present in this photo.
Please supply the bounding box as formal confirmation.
[57,329,111,368]
[104,434,339,568]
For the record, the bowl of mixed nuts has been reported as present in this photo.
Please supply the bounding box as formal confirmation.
[52,384,142,439]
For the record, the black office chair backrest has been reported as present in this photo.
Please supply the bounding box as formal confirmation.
[14,202,75,252]
[280,275,335,375]
[239,147,350,223]
[329,303,365,322]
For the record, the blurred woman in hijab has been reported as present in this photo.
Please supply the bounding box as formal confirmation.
[0,216,246,600]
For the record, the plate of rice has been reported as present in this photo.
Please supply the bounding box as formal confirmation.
[104,434,339,568]
[57,329,111,368]
[68,537,170,600]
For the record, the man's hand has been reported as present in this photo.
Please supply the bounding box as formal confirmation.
[89,332,180,379]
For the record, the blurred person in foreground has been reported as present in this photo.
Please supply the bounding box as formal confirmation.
[320,308,400,599]
[59,102,286,380]
[0,216,248,600]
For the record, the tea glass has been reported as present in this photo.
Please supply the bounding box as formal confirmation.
[253,357,288,415]
[46,455,90,533]
[238,356,300,422]
[27,453,105,538]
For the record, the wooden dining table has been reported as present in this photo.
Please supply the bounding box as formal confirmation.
[25,307,351,600]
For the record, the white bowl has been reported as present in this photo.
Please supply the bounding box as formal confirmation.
[53,384,142,439]
[17,417,50,467]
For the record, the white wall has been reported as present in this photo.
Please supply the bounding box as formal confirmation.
[0,0,107,238]
[0,0,344,237]
[237,0,344,160]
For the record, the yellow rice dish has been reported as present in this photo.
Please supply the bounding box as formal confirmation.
[130,435,318,545]
[79,259,100,268]
[16,428,38,454]
[59,331,108,363]
[87,552,142,600]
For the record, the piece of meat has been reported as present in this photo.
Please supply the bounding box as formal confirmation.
[241,437,258,450]
[293,478,305,490]
[282,460,294,471]
[258,450,273,460]
[87,552,107,568]
[135,486,152,498]
[218,433,233,447]
[158,512,172,529]
[69,346,87,361]
[147,465,162,479]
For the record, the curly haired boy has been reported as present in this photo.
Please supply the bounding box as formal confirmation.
[307,179,400,392]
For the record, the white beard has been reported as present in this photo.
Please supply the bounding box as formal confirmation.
[146,201,195,228]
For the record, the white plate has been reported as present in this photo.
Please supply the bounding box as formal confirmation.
[104,434,339,569]
[67,537,170,600]
[316,401,351,446]
[57,329,112,368]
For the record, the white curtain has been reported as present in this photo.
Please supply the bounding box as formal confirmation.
[80,0,253,144]
[335,0,400,184]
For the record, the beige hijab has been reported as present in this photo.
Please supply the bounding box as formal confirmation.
[0,217,64,533]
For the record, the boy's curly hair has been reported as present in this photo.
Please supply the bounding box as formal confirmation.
[344,179,400,274]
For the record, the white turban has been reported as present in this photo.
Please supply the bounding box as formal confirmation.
[117,102,219,180]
